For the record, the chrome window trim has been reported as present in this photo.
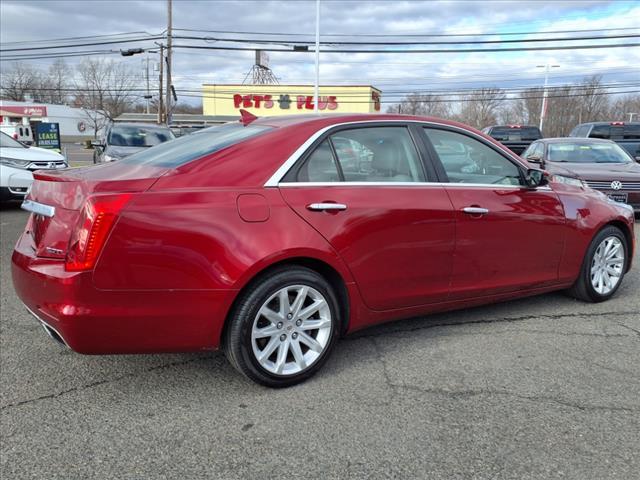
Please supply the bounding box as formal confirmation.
[278,181,551,191]
[21,199,56,217]
[263,119,529,187]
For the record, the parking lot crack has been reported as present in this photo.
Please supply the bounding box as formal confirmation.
[387,384,638,413]
[617,322,640,338]
[0,355,219,412]
[348,310,640,341]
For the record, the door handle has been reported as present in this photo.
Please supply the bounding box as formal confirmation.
[307,203,347,212]
[462,206,489,215]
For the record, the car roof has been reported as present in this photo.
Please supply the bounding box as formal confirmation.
[111,122,173,129]
[538,137,616,144]
[250,113,473,131]
[574,121,640,126]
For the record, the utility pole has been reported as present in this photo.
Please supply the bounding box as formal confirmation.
[314,0,320,113]
[158,45,164,124]
[165,0,173,125]
[536,63,560,133]
[145,55,151,114]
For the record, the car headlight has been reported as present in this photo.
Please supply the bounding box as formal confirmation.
[0,157,31,169]
[552,175,585,188]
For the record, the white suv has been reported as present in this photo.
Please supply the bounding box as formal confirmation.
[0,132,67,201]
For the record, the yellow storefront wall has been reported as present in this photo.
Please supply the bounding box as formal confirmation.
[202,84,381,116]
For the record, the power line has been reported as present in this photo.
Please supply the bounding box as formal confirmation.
[172,26,640,38]
[172,33,640,46]
[172,42,640,54]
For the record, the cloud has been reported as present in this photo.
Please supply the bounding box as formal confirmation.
[1,0,639,105]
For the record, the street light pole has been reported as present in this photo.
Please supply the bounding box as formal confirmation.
[628,112,638,122]
[536,63,560,133]
[314,0,320,113]
[165,0,173,125]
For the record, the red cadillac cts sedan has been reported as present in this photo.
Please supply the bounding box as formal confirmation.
[12,114,636,387]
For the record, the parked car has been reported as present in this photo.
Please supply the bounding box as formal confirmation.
[569,121,640,162]
[481,125,542,155]
[92,122,175,163]
[0,123,34,145]
[13,114,635,387]
[0,131,66,201]
[522,138,640,214]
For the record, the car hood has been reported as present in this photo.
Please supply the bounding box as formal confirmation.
[105,145,148,158]
[0,146,65,161]
[545,161,640,181]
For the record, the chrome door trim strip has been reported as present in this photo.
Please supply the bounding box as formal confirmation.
[278,181,551,191]
[263,119,529,187]
[21,199,56,218]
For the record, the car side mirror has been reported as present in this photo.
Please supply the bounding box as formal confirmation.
[524,168,548,188]
[526,154,542,163]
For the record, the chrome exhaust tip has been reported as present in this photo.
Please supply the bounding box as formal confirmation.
[23,304,69,348]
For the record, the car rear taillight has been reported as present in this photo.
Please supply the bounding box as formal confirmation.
[65,194,132,272]
[610,121,625,126]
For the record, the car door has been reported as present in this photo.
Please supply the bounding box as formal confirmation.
[420,126,566,300]
[278,124,456,311]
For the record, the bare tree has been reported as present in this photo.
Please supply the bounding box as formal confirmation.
[388,93,452,118]
[0,62,42,101]
[456,88,506,128]
[609,94,640,121]
[39,59,71,104]
[73,58,140,136]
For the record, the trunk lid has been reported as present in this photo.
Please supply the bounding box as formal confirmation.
[26,162,167,258]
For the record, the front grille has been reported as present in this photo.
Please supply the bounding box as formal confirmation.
[585,181,640,191]
[27,161,66,171]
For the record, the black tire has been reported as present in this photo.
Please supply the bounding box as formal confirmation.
[567,225,629,302]
[224,266,340,388]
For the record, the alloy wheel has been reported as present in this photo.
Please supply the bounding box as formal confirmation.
[251,285,332,376]
[590,236,624,295]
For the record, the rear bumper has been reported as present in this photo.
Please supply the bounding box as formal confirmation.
[11,232,236,354]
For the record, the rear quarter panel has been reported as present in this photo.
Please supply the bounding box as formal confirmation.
[94,188,354,291]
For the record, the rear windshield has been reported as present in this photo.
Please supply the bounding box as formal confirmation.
[120,122,273,168]
[489,127,541,141]
[547,142,633,164]
[108,125,174,147]
[588,124,640,140]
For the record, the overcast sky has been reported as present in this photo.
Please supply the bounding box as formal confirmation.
[1,0,639,104]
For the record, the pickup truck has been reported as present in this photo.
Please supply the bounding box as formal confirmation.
[568,121,640,162]
[481,125,542,155]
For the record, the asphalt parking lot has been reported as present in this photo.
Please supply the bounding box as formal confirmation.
[1,204,638,480]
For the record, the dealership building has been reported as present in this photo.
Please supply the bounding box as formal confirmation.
[0,100,103,142]
[202,84,382,117]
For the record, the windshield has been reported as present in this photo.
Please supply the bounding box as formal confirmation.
[120,122,274,168]
[547,142,633,164]
[0,131,26,148]
[490,127,541,141]
[108,125,174,147]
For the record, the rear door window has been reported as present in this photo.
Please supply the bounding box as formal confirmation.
[330,127,425,182]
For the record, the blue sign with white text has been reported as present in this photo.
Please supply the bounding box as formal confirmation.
[36,122,61,151]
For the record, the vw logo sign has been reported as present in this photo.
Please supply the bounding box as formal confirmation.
[610,180,623,191]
